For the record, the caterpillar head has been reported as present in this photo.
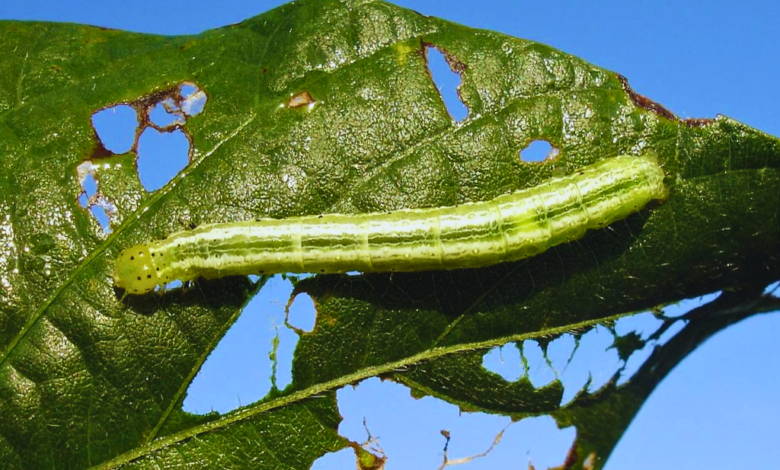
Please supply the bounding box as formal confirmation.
[113,245,159,295]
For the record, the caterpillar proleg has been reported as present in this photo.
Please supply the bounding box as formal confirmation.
[114,154,666,295]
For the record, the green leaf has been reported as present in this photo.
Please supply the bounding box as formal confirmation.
[0,1,778,469]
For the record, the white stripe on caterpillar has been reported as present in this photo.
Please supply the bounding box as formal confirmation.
[113,154,666,295]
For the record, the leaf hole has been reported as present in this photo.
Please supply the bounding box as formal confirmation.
[137,128,190,191]
[520,339,559,389]
[425,46,468,122]
[77,169,97,209]
[76,161,113,233]
[330,378,575,469]
[612,311,666,386]
[482,344,522,381]
[183,276,299,414]
[286,292,316,334]
[180,82,207,116]
[551,327,622,404]
[90,82,207,198]
[519,140,557,163]
[149,98,185,128]
[91,104,138,154]
[764,281,780,298]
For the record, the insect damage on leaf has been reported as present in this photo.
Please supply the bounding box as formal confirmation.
[113,154,666,295]
[286,91,316,108]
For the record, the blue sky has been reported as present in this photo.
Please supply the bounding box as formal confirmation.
[2,1,779,469]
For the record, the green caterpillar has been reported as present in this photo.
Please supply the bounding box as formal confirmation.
[114,154,666,295]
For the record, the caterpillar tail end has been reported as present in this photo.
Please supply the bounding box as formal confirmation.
[113,245,159,295]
